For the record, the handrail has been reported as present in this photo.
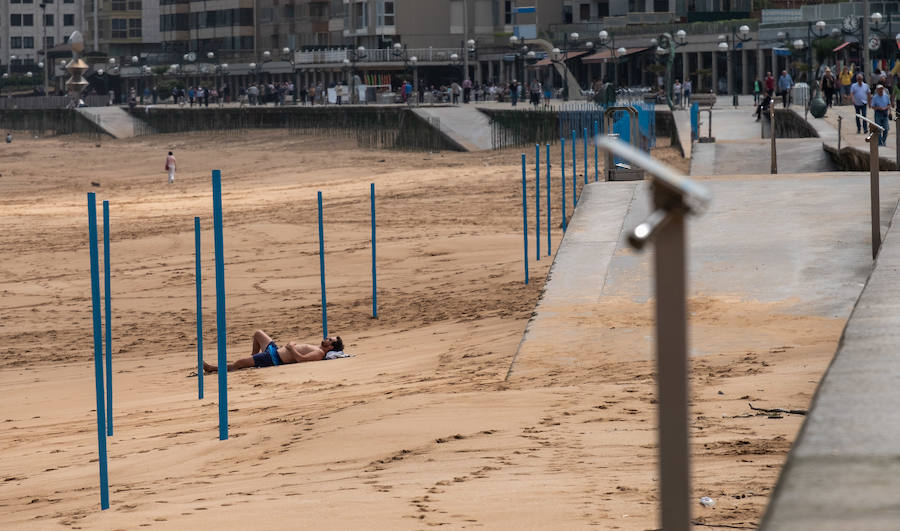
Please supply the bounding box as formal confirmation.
[856,113,884,133]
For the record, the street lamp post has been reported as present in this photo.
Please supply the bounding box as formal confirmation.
[718,25,752,106]
[466,38,478,84]
[7,55,16,103]
[557,32,580,101]
[392,43,418,105]
[344,46,367,104]
[869,12,894,70]
[654,30,688,109]
[40,2,48,95]
[595,30,625,92]
[281,47,297,103]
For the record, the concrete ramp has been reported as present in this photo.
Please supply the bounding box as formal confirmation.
[76,106,141,138]
[761,200,900,531]
[412,106,493,151]
[508,173,900,380]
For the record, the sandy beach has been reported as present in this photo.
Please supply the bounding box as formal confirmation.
[0,130,838,530]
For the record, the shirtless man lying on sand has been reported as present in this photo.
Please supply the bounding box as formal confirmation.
[203,329,343,373]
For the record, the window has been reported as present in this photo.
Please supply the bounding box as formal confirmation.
[259,7,273,22]
[504,1,513,24]
[45,14,54,26]
[563,5,572,23]
[23,36,34,48]
[45,36,54,48]
[10,37,22,49]
[376,0,393,26]
[129,18,141,37]
[628,0,644,12]
[11,14,22,26]
[23,13,34,25]
[654,0,669,10]
[64,13,74,25]
[11,0,20,3]
[128,0,141,9]
[580,3,590,20]
[64,0,74,3]
[598,0,609,16]
[112,0,126,10]
[112,18,127,38]
[354,1,368,29]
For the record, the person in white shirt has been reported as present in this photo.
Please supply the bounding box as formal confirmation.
[165,151,176,184]
[850,73,872,134]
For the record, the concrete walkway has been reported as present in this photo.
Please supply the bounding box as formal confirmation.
[76,106,141,138]
[412,105,493,151]
[690,109,836,176]
[761,199,900,531]
[508,173,900,378]
[822,103,899,169]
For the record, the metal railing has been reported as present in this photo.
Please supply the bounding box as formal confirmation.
[294,47,461,65]
[0,94,109,109]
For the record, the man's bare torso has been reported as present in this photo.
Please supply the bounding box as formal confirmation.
[277,343,325,364]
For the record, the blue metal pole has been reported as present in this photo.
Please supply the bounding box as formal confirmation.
[102,200,112,437]
[535,144,540,261]
[561,138,567,232]
[87,193,109,510]
[571,130,577,207]
[211,170,228,441]
[318,191,328,338]
[546,143,551,255]
[194,217,203,400]
[583,127,589,185]
[594,120,599,182]
[370,183,377,319]
[521,154,528,284]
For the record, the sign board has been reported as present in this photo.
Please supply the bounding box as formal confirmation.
[515,24,537,39]
[516,6,536,13]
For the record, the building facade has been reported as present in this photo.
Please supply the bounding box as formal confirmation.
[2,0,82,73]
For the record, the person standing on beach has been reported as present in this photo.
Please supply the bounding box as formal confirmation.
[165,151,176,184]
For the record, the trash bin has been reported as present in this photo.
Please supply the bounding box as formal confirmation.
[791,82,810,108]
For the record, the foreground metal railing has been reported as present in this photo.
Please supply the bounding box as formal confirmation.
[596,136,711,531]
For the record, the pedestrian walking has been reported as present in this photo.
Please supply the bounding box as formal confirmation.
[165,151,176,184]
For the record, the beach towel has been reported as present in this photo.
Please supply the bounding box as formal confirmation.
[324,350,354,361]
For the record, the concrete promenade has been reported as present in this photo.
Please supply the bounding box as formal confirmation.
[761,196,900,530]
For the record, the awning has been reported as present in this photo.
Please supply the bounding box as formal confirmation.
[582,47,649,63]
[833,41,851,52]
[532,50,591,67]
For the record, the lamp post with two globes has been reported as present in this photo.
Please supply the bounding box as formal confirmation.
[391,43,418,105]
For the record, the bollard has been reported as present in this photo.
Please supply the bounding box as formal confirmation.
[535,145,540,261]
[546,143,551,255]
[371,183,377,319]
[770,99,777,174]
[597,137,711,531]
[211,170,228,441]
[102,200,113,437]
[521,154,529,284]
[838,115,842,153]
[87,193,110,510]
[317,191,328,337]
[194,217,203,400]
[859,113,884,259]
[571,130,577,207]
[561,139,567,232]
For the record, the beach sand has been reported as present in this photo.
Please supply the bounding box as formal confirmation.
[0,131,838,530]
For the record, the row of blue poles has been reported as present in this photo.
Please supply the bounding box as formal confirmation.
[192,176,379,403]
[89,176,379,509]
[520,125,601,283]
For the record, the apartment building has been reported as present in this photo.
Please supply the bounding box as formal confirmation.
[2,0,82,72]
[83,0,160,57]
